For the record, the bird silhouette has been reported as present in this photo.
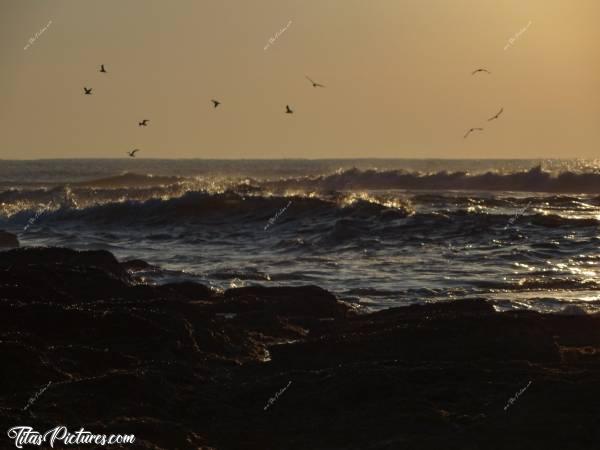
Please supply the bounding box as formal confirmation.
[464,127,484,138]
[83,87,92,95]
[127,149,140,157]
[211,100,221,108]
[285,105,294,114]
[138,120,149,127]
[100,64,107,73]
[306,76,325,88]
[472,68,491,75]
[488,108,504,121]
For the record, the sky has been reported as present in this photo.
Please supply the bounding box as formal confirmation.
[1,0,599,159]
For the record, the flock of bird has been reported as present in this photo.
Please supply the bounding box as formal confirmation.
[464,68,504,139]
[84,63,497,151]
[83,65,325,157]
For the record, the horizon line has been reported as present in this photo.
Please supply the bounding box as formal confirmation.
[0,157,586,162]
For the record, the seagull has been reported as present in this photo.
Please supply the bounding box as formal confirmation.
[464,127,484,139]
[488,108,504,121]
[99,64,107,73]
[83,87,92,95]
[472,68,491,75]
[138,119,149,127]
[211,99,221,108]
[285,105,294,114]
[127,149,140,157]
[306,76,325,88]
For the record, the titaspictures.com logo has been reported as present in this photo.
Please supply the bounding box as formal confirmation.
[7,426,135,448]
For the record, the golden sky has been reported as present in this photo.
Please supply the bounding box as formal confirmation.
[1,0,599,159]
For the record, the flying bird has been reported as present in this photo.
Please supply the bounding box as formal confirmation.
[464,127,484,139]
[211,99,221,108]
[471,68,491,75]
[83,87,92,95]
[127,149,140,157]
[138,119,149,127]
[306,76,325,88]
[99,64,107,73]
[488,108,504,121]
[285,105,294,114]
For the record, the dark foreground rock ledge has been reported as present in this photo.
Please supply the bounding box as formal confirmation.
[0,230,18,249]
[0,247,599,450]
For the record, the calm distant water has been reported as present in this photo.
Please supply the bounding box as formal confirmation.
[2,158,600,314]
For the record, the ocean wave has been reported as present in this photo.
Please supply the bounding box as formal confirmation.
[3,191,411,227]
[4,166,600,220]
[3,188,598,232]
[262,166,600,194]
[72,172,185,188]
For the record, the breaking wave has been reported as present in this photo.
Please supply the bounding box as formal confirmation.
[262,166,600,194]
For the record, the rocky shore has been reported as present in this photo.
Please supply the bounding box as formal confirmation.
[0,231,18,249]
[1,247,599,449]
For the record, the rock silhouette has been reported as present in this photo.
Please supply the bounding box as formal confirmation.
[0,247,599,449]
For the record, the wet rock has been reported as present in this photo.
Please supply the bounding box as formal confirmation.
[121,259,156,272]
[0,247,127,280]
[223,285,346,318]
[0,230,19,249]
[157,281,216,301]
[1,248,600,450]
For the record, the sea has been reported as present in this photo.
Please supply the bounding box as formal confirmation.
[2,158,600,314]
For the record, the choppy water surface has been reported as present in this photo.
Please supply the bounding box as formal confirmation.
[3,159,600,313]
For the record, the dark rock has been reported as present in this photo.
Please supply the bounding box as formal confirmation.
[121,259,156,271]
[157,281,216,300]
[223,285,346,318]
[0,247,127,280]
[0,230,19,249]
[1,247,600,450]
